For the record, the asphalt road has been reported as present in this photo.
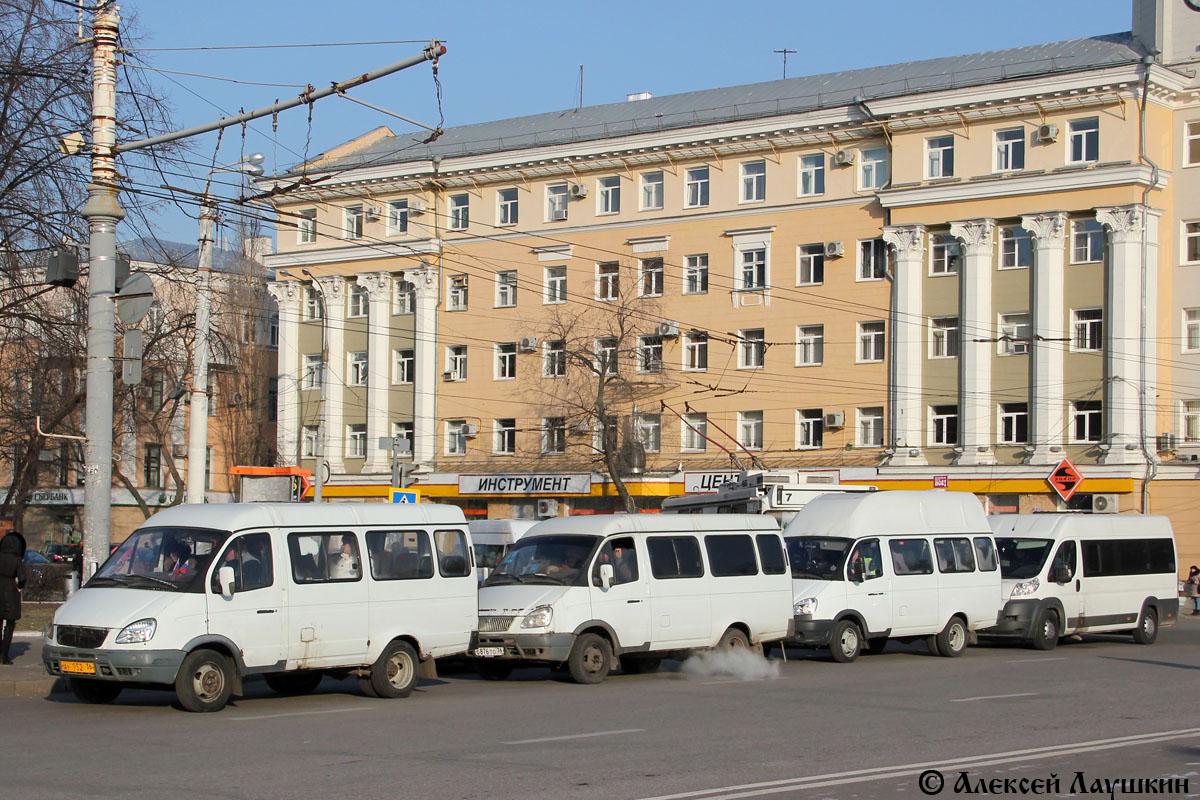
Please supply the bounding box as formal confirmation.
[3,620,1199,799]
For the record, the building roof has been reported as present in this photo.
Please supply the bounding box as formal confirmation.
[120,236,260,275]
[289,32,1144,176]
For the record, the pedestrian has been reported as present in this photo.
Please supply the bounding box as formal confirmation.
[0,530,29,665]
[1185,565,1200,616]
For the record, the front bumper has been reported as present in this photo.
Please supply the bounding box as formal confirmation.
[43,643,186,685]
[980,599,1039,639]
[785,616,833,647]
[471,631,577,663]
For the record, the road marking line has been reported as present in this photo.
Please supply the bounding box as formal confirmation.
[1006,656,1068,663]
[503,728,644,745]
[635,727,1200,800]
[951,692,1038,702]
[230,707,370,722]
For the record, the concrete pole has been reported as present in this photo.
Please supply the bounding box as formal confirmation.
[80,6,123,578]
[186,199,215,503]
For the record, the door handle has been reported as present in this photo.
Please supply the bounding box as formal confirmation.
[1075,579,1080,592]
[626,599,642,604]
[867,592,886,597]
[256,609,278,614]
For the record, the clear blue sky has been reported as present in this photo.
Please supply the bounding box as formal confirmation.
[117,0,1136,245]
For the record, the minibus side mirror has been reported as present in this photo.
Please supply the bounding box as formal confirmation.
[1050,565,1070,584]
[218,566,236,597]
[848,561,864,583]
[599,563,615,589]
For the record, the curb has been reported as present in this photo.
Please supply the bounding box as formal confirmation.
[0,677,66,697]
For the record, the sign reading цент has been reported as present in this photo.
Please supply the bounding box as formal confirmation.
[684,472,741,494]
[459,473,592,495]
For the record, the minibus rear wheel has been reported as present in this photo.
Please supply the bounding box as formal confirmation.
[936,616,968,657]
[1132,607,1158,645]
[568,633,612,684]
[371,640,420,698]
[69,678,122,705]
[829,620,861,663]
[175,648,233,713]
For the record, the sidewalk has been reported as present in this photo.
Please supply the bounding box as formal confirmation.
[0,634,66,698]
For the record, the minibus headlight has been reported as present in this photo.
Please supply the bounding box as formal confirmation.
[521,606,553,629]
[115,618,157,644]
[43,624,54,642]
[793,597,818,616]
[1010,579,1040,598]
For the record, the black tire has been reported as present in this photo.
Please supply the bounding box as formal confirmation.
[476,659,514,681]
[1132,607,1158,645]
[717,628,751,651]
[1030,609,1060,651]
[866,637,889,655]
[925,635,941,656]
[567,633,611,684]
[829,620,861,663]
[264,671,323,696]
[358,676,379,698]
[936,617,968,658]
[175,649,233,713]
[69,678,122,705]
[620,656,662,674]
[370,640,420,698]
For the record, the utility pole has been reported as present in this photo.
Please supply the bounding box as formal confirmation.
[773,48,797,80]
[184,198,214,505]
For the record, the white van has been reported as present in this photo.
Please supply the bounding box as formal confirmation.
[781,490,1002,662]
[986,513,1179,649]
[473,514,793,683]
[468,519,538,582]
[42,503,477,712]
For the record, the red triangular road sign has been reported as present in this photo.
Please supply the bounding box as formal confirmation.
[1047,458,1083,502]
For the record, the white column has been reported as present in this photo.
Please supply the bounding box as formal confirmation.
[1021,212,1067,465]
[407,262,439,466]
[882,224,927,465]
[950,219,995,466]
[1096,205,1158,464]
[358,271,393,472]
[266,281,303,465]
[314,276,347,476]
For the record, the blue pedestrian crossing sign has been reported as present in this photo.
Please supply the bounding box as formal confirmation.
[390,489,420,504]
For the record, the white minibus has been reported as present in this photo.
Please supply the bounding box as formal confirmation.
[781,490,1002,662]
[469,519,538,582]
[986,513,1179,649]
[42,503,477,712]
[473,514,793,684]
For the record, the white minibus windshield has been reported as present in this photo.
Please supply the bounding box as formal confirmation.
[995,537,1054,580]
[88,526,229,594]
[483,535,600,587]
[785,536,851,580]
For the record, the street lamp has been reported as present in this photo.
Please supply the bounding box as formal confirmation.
[185,153,265,504]
[276,267,327,503]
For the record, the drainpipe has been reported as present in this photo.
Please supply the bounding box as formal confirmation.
[1137,55,1160,513]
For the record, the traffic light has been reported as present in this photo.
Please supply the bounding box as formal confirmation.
[46,249,79,287]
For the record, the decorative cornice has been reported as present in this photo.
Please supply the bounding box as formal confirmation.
[949,219,996,254]
[403,263,438,296]
[313,275,347,306]
[882,224,926,257]
[1020,211,1069,246]
[266,280,303,310]
[355,271,392,301]
[261,239,438,269]
[1094,204,1159,242]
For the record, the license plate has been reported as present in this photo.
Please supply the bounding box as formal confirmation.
[473,647,505,658]
[60,660,96,675]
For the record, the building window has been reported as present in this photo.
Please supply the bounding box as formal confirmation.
[392,422,414,455]
[544,266,567,304]
[796,325,823,367]
[543,339,566,377]
[1072,400,1102,443]
[999,403,1028,444]
[387,200,409,235]
[393,349,414,384]
[930,405,958,446]
[598,176,621,214]
[597,262,620,301]
[495,271,517,308]
[268,313,279,348]
[495,343,517,380]
[302,426,318,458]
[1000,226,1032,269]
[738,411,764,450]
[860,148,887,190]
[1072,219,1105,263]
[926,135,955,178]
[303,354,323,389]
[739,248,767,290]
[740,160,766,202]
[682,413,708,452]
[1071,308,1103,352]
[448,274,468,311]
[995,127,1025,171]
[447,345,467,381]
[348,284,368,318]
[143,444,162,488]
[998,313,1031,355]
[497,188,518,226]
[297,208,317,244]
[1183,400,1200,443]
[347,424,367,458]
[684,254,709,294]
[1187,121,1200,166]
[595,337,618,376]
[1068,117,1099,164]
[930,317,960,359]
[1184,221,1200,264]
[1186,309,1200,352]
[798,154,825,196]
[640,258,664,297]
[930,233,961,275]
[349,351,368,386]
[393,280,415,314]
[796,244,824,285]
[546,183,568,221]
[796,409,823,449]
[641,171,664,210]
[494,419,516,455]
[739,329,765,369]
[858,321,885,363]
[685,166,710,208]
[449,193,469,230]
[638,336,663,373]
[542,418,566,454]
[343,205,364,239]
[446,420,469,455]
[683,332,708,371]
[304,287,322,321]
[859,238,888,281]
[635,414,661,453]
[858,407,884,447]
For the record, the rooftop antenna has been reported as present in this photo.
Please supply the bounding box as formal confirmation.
[577,64,583,110]
[773,48,797,79]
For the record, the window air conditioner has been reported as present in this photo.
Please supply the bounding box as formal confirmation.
[656,320,680,338]
[536,498,559,518]
[823,412,845,429]
[1156,433,1177,452]
[1035,123,1059,143]
[442,371,454,382]
[824,241,845,259]
[568,182,588,199]
[833,149,856,167]
[517,336,538,353]
[1091,493,1118,514]
[365,206,381,221]
[550,208,568,221]
[463,423,478,439]
[407,199,426,216]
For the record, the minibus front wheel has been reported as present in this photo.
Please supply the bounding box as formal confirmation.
[829,620,861,663]
[1030,610,1060,651]
[175,648,234,713]
[567,633,612,684]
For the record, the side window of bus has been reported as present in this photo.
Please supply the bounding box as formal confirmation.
[593,537,640,585]
[1082,538,1174,577]
[705,534,758,577]
[848,539,883,581]
[434,529,472,578]
[288,532,360,583]
[934,537,976,573]
[889,538,933,576]
[365,530,434,580]
[211,532,273,593]
[756,534,787,575]
[1050,540,1077,581]
[973,537,998,571]
[647,536,704,580]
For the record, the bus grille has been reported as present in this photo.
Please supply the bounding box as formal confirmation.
[57,626,108,649]
[478,616,515,633]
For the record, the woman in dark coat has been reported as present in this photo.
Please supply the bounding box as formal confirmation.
[0,531,28,665]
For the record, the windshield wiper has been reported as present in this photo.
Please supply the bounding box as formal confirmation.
[125,574,183,591]
[485,573,523,586]
[791,570,829,580]
[85,576,123,587]
[524,573,567,585]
